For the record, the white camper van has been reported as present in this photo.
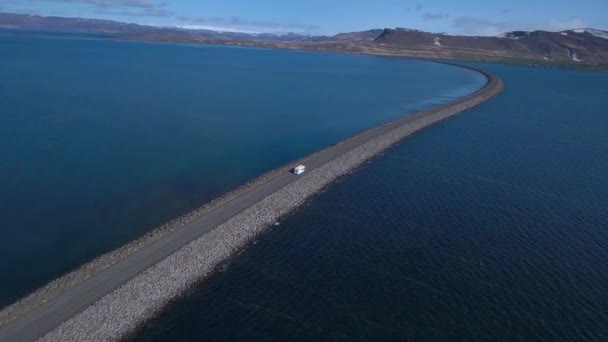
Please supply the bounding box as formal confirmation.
[293,165,306,175]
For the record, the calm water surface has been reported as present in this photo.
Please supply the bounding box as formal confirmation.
[0,31,484,305]
[134,63,608,341]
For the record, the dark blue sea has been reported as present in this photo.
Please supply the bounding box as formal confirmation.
[133,63,608,341]
[0,31,484,306]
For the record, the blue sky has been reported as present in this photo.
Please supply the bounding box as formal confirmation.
[2,0,606,35]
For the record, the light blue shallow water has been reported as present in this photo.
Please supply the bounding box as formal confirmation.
[0,31,484,306]
[134,64,608,341]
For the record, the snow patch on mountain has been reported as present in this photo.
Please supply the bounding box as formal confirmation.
[572,29,608,39]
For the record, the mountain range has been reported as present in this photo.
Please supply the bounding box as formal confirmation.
[2,12,607,68]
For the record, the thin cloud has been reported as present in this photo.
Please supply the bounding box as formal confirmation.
[176,15,320,33]
[17,0,320,32]
[31,0,172,18]
[415,4,423,12]
[34,0,160,9]
[94,6,173,18]
[94,9,174,18]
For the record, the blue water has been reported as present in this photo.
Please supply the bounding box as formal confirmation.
[133,64,608,341]
[0,31,485,306]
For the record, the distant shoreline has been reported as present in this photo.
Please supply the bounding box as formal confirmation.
[2,27,607,71]
[111,33,608,71]
[0,61,503,342]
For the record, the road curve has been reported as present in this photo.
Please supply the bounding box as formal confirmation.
[0,63,503,342]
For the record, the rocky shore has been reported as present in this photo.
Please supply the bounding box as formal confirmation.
[0,64,502,342]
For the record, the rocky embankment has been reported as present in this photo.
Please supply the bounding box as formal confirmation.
[0,64,502,342]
